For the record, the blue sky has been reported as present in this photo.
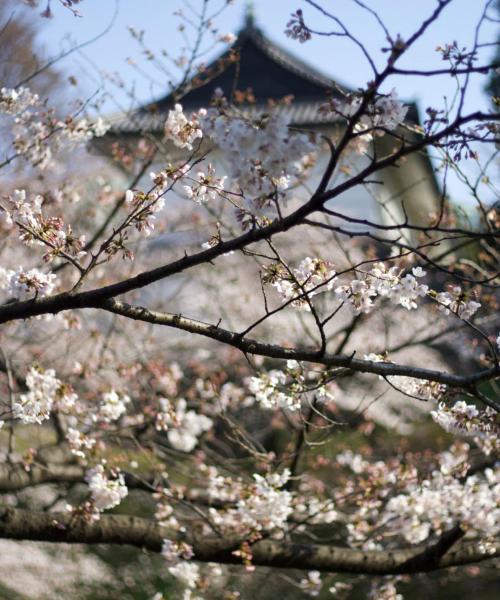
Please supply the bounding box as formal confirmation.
[28,0,497,115]
[12,1,497,207]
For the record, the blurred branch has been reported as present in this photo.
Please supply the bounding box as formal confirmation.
[0,507,497,575]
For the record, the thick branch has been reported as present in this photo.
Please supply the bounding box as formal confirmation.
[0,462,84,492]
[0,508,496,575]
[100,299,499,391]
[0,461,158,494]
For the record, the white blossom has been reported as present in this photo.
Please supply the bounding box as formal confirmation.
[247,369,301,411]
[369,580,403,600]
[98,390,130,422]
[0,87,39,115]
[200,104,315,208]
[167,399,213,452]
[85,463,128,512]
[363,353,446,400]
[13,367,60,424]
[164,104,204,150]
[431,401,497,442]
[168,562,200,589]
[237,470,293,532]
[342,89,408,132]
[300,571,322,597]
[64,118,107,143]
[269,257,336,311]
[0,266,57,299]
[336,279,377,314]
[206,469,293,535]
[393,273,428,310]
[381,465,500,544]
[335,262,429,314]
[436,286,481,320]
[184,163,227,203]
[161,539,194,562]
[66,427,96,458]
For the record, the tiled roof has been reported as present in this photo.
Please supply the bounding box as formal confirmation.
[106,15,419,133]
[108,100,344,134]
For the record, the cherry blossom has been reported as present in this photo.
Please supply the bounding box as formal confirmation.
[85,463,128,512]
[166,399,213,452]
[167,562,200,590]
[66,427,96,459]
[0,266,57,299]
[300,570,323,596]
[265,257,337,310]
[207,469,293,535]
[164,104,204,150]
[0,4,498,596]
[436,286,481,320]
[247,369,301,411]
[431,401,498,444]
[12,366,73,424]
[0,86,39,115]
[183,163,227,204]
[97,390,130,422]
[200,99,316,208]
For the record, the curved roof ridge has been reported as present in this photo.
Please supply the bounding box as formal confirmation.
[238,21,345,94]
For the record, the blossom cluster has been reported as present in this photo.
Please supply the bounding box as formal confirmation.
[266,258,482,322]
[167,562,200,591]
[246,360,334,411]
[13,366,76,424]
[436,286,481,320]
[285,10,311,43]
[382,465,500,544]
[335,445,499,549]
[164,103,204,150]
[237,470,293,532]
[121,163,190,241]
[97,389,130,422]
[369,580,403,600]
[198,95,316,208]
[161,539,194,562]
[206,467,293,535]
[336,264,428,314]
[264,257,336,310]
[0,265,57,300]
[66,427,96,459]
[299,571,322,596]
[0,86,108,170]
[124,188,166,239]
[3,189,86,262]
[0,86,39,115]
[85,463,128,512]
[431,401,499,453]
[183,163,227,204]
[247,369,301,411]
[320,89,408,144]
[155,396,177,431]
[164,399,213,452]
[363,353,447,401]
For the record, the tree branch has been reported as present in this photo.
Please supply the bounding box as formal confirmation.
[0,508,497,575]
[98,299,499,392]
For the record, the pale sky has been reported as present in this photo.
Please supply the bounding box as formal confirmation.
[13,0,499,206]
[29,0,497,115]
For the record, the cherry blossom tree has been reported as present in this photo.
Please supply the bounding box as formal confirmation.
[0,1,499,598]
